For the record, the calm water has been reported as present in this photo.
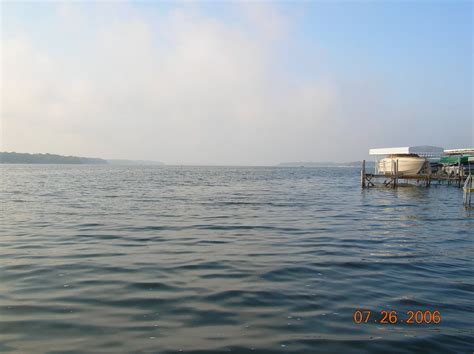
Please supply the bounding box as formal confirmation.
[1,165,472,353]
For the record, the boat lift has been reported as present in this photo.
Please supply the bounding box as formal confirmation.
[361,146,444,188]
[361,147,472,206]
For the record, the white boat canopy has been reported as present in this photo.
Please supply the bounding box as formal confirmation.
[444,148,474,155]
[369,146,444,156]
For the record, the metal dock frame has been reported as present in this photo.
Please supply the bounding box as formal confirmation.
[361,160,467,189]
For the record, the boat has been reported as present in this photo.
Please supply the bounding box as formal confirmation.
[377,154,426,175]
[369,146,444,176]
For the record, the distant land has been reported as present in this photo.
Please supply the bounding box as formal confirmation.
[0,152,371,167]
[0,152,163,165]
[0,152,106,164]
[107,159,164,165]
[278,161,375,168]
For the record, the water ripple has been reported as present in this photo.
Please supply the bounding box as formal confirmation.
[0,165,472,353]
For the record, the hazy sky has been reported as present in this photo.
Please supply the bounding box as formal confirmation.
[1,1,472,165]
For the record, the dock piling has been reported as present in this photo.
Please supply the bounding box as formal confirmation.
[463,174,473,207]
[458,160,462,188]
[361,160,366,189]
[394,159,399,188]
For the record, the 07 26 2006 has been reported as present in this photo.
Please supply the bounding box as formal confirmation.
[353,309,441,325]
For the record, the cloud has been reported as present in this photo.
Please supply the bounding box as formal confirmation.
[239,1,291,40]
[1,2,339,164]
[2,2,473,163]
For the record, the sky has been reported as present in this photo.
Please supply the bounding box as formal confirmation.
[1,1,472,165]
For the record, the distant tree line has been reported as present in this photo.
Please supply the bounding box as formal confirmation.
[0,152,107,164]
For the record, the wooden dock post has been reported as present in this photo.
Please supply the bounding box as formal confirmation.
[463,174,472,206]
[426,160,431,187]
[394,159,399,188]
[361,160,366,189]
[458,160,462,188]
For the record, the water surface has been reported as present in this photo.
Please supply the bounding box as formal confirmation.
[1,165,472,353]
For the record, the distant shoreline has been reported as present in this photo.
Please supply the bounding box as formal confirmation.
[1,152,371,167]
[0,152,163,165]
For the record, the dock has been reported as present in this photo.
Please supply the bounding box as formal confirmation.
[360,160,467,189]
[361,159,473,207]
[361,146,474,206]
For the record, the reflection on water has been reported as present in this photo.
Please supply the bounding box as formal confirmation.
[0,165,472,353]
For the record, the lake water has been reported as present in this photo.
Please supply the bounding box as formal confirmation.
[1,165,472,353]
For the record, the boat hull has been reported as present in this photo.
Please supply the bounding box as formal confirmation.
[378,156,426,175]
